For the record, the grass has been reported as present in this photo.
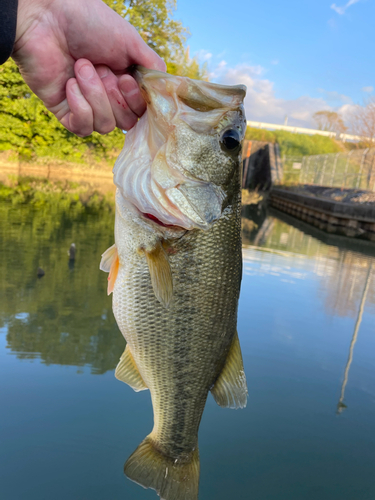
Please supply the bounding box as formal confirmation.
[245,127,346,157]
[0,176,114,212]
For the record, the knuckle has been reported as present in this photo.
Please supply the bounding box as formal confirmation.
[96,118,116,135]
[70,121,93,137]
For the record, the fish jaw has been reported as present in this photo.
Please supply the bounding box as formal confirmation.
[113,68,247,232]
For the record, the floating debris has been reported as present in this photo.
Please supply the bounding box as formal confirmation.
[37,267,45,278]
[68,243,76,261]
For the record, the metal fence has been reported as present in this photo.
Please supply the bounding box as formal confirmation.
[282,148,375,191]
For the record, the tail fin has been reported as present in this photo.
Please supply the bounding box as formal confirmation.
[124,436,200,500]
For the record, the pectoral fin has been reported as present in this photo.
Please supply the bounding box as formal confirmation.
[115,345,148,392]
[144,241,173,308]
[100,244,120,295]
[211,331,248,409]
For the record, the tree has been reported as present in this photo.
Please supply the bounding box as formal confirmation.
[350,98,375,147]
[313,110,347,134]
[0,59,124,160]
[0,0,206,161]
[104,0,207,79]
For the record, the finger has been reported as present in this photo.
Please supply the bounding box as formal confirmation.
[118,74,146,117]
[96,65,139,131]
[74,59,116,134]
[59,78,94,137]
[124,23,166,72]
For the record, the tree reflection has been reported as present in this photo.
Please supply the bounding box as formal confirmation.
[0,200,125,374]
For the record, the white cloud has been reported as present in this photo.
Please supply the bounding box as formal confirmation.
[195,49,213,62]
[213,63,340,128]
[209,60,228,79]
[271,60,279,65]
[362,86,374,93]
[317,89,353,104]
[331,0,360,15]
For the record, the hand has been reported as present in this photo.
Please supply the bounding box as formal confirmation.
[12,0,166,136]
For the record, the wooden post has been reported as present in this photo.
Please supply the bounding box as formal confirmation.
[242,141,252,189]
[356,148,369,189]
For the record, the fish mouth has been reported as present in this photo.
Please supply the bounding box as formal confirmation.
[141,212,185,231]
[114,67,245,232]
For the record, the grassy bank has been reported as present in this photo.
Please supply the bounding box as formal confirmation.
[245,127,346,156]
[0,177,115,213]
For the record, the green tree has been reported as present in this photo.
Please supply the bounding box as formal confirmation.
[0,59,124,161]
[0,0,206,161]
[104,0,207,78]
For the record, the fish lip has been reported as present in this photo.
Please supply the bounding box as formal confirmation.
[141,212,185,231]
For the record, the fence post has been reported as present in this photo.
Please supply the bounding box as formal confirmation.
[367,150,375,190]
[356,148,369,189]
[331,152,340,187]
[343,150,354,189]
[301,156,307,184]
[313,155,319,184]
[242,140,252,189]
[321,154,329,185]
[305,156,312,184]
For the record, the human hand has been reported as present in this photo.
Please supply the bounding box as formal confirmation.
[12,0,166,136]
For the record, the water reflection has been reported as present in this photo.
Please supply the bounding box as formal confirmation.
[0,201,124,373]
[2,198,375,499]
[242,205,375,320]
[242,203,375,417]
[337,262,373,414]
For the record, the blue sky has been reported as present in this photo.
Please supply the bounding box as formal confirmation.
[175,0,374,128]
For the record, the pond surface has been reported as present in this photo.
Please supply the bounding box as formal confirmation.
[1,200,375,500]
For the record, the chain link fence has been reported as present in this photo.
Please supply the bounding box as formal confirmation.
[282,148,375,190]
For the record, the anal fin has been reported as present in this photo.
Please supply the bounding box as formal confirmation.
[115,345,148,392]
[211,331,248,409]
[144,241,173,308]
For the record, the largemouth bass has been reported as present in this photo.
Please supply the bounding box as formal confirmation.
[100,67,247,500]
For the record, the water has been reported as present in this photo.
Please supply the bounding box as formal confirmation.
[1,200,375,500]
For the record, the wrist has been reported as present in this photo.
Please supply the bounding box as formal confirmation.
[14,0,55,50]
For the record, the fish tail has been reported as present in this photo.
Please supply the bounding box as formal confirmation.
[124,435,200,500]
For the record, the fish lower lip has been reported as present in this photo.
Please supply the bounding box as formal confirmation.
[142,213,184,230]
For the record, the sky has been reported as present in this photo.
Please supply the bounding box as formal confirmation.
[174,0,375,129]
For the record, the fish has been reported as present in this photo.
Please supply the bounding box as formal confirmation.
[100,66,248,500]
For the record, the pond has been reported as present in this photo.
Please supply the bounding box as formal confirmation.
[1,199,375,500]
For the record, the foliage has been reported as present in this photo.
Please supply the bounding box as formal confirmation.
[0,176,114,213]
[350,97,375,147]
[245,126,345,156]
[104,0,207,79]
[0,0,206,162]
[167,47,208,80]
[0,192,123,374]
[0,60,125,161]
[313,110,347,133]
[105,0,187,64]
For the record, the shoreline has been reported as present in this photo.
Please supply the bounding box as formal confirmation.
[0,159,115,194]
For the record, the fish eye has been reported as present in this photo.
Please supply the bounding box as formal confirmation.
[220,129,241,150]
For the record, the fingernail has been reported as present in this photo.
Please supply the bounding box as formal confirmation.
[79,64,94,80]
[97,67,109,79]
[72,82,82,96]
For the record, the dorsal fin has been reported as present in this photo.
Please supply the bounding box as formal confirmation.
[211,331,248,409]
